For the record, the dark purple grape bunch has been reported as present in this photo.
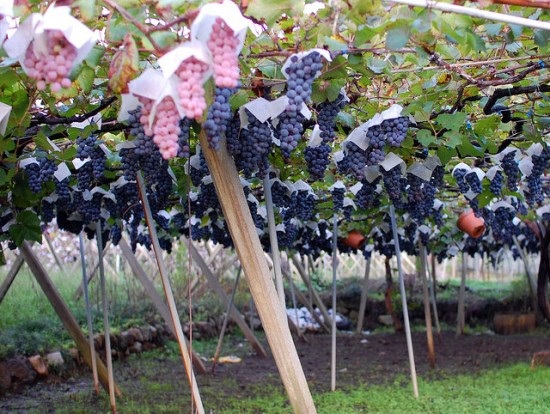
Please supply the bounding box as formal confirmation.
[284,51,324,111]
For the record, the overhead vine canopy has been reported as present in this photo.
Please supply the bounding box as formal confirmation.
[0,0,548,269]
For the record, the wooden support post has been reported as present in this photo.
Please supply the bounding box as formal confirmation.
[43,231,66,275]
[73,243,110,301]
[291,254,332,331]
[356,256,372,334]
[0,252,25,304]
[117,238,207,374]
[19,241,120,396]
[189,242,268,357]
[419,242,435,369]
[330,214,338,392]
[200,131,316,414]
[456,252,467,335]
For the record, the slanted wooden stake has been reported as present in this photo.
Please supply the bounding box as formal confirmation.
[79,234,99,394]
[389,205,419,398]
[96,223,117,413]
[19,241,120,396]
[137,172,204,414]
[419,241,435,368]
[0,251,25,304]
[356,256,372,334]
[199,131,316,414]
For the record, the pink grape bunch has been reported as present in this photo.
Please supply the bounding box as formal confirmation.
[24,30,77,93]
[207,17,240,88]
[138,96,181,160]
[175,57,209,120]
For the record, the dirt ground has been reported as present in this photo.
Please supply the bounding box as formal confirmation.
[1,329,549,412]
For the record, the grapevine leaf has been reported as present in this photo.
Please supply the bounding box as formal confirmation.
[386,27,410,51]
[9,210,42,246]
[109,34,140,94]
[74,0,97,21]
[77,66,95,94]
[246,0,304,26]
[437,146,456,165]
[436,112,466,131]
[417,129,435,147]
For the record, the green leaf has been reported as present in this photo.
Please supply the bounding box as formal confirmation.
[417,129,436,147]
[443,130,464,148]
[436,112,466,131]
[534,30,550,49]
[74,0,97,21]
[437,146,456,165]
[386,27,410,51]
[77,66,95,93]
[366,57,388,74]
[34,130,56,152]
[9,210,42,246]
[246,0,304,26]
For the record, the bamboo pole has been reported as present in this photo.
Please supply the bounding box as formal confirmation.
[199,131,316,414]
[189,242,268,357]
[78,234,99,394]
[263,176,286,310]
[95,223,117,413]
[136,172,204,414]
[428,254,441,335]
[456,252,467,335]
[19,241,120,396]
[0,252,25,304]
[356,256,372,334]
[73,243,110,301]
[389,205,419,399]
[387,0,550,30]
[117,237,207,374]
[212,266,242,373]
[330,214,338,392]
[419,242,436,369]
[43,231,66,275]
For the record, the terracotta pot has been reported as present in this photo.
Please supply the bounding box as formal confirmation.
[343,230,366,249]
[456,209,485,238]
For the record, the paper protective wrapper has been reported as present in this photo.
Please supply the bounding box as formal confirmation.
[270,96,312,120]
[485,165,501,181]
[379,152,405,173]
[239,97,272,128]
[4,6,97,74]
[407,162,431,181]
[191,0,254,53]
[158,41,213,79]
[0,102,11,135]
[329,180,345,191]
[307,125,323,148]
[452,162,471,175]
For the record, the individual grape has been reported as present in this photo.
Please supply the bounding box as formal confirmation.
[453,168,470,194]
[178,117,192,159]
[23,29,76,92]
[24,162,42,193]
[331,187,345,213]
[304,144,331,181]
[382,166,405,207]
[465,171,482,193]
[316,94,346,144]
[175,57,209,119]
[501,151,520,191]
[204,87,235,150]
[274,109,305,159]
[489,170,503,196]
[283,51,324,111]
[207,17,240,88]
[380,117,409,147]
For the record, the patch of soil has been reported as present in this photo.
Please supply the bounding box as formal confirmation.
[1,330,548,412]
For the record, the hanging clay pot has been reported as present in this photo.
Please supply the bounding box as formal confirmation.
[456,209,485,239]
[343,230,366,249]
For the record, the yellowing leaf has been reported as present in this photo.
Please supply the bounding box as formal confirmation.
[109,34,139,94]
[246,0,304,26]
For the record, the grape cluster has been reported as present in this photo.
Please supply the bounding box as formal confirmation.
[525,151,548,206]
[175,57,209,119]
[381,117,409,147]
[207,17,240,88]
[453,168,470,194]
[55,177,72,212]
[76,135,105,180]
[284,51,324,111]
[287,190,316,221]
[178,117,192,159]
[465,171,482,193]
[304,144,331,181]
[76,162,93,191]
[317,94,346,144]
[232,109,273,178]
[501,152,519,191]
[40,200,55,224]
[354,178,381,210]
[24,30,76,92]
[331,187,345,212]
[489,170,503,196]
[151,96,181,160]
[367,148,385,166]
[39,157,56,184]
[339,141,367,179]
[382,166,405,207]
[204,87,235,150]
[491,207,517,245]
[271,180,291,209]
[406,174,433,223]
[274,110,305,159]
[189,151,209,187]
[430,165,445,188]
[110,224,122,246]
[24,162,43,193]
